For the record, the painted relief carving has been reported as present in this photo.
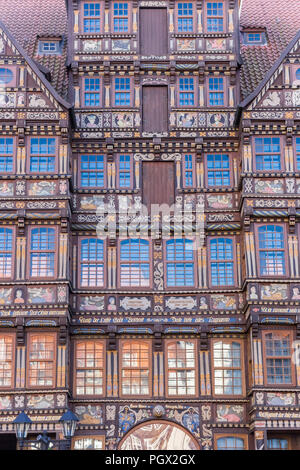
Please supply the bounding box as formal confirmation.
[216,405,244,423]
[120,297,151,311]
[28,181,56,196]
[27,287,56,304]
[0,182,13,196]
[75,405,103,424]
[262,91,281,107]
[112,39,130,51]
[27,395,55,409]
[80,196,105,210]
[82,40,101,52]
[211,295,236,310]
[14,288,25,304]
[0,92,16,107]
[266,393,295,406]
[177,39,195,51]
[167,407,200,437]
[199,297,208,309]
[177,113,197,128]
[249,285,258,300]
[261,284,288,301]
[255,179,284,194]
[107,296,117,311]
[28,95,47,108]
[165,296,197,310]
[112,113,134,128]
[106,405,116,421]
[119,406,152,435]
[81,113,102,128]
[206,38,226,51]
[292,286,300,300]
[0,396,12,410]
[80,296,105,311]
[207,194,233,209]
[207,113,227,127]
[0,288,12,305]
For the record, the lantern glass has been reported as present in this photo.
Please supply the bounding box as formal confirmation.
[13,412,32,440]
[59,410,79,439]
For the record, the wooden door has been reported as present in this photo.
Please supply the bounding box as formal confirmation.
[139,8,168,56]
[142,86,168,132]
[142,161,175,210]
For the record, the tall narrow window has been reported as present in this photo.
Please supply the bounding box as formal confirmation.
[167,341,196,396]
[207,2,224,32]
[179,78,195,106]
[118,155,131,188]
[296,138,300,170]
[258,225,285,276]
[75,341,104,395]
[28,335,55,387]
[217,437,245,450]
[255,137,281,171]
[80,238,104,287]
[0,228,13,278]
[120,239,150,287]
[80,155,105,188]
[30,228,55,277]
[0,138,13,173]
[121,341,150,395]
[114,78,131,106]
[213,341,243,395]
[166,239,194,287]
[84,78,101,107]
[208,78,224,106]
[30,138,56,173]
[183,154,194,187]
[177,3,194,32]
[207,154,230,186]
[0,335,13,387]
[83,2,101,33]
[210,238,234,286]
[113,2,129,32]
[264,332,292,385]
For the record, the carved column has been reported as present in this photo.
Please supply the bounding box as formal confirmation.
[16,237,26,280]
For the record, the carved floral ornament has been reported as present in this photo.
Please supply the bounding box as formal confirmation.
[133,153,182,161]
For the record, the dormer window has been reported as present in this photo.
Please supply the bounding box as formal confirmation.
[38,39,62,55]
[243,30,267,45]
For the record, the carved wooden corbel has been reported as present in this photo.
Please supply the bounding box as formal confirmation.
[107,326,117,351]
[16,317,25,346]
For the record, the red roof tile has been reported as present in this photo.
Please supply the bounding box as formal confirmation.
[0,0,68,99]
[240,0,300,99]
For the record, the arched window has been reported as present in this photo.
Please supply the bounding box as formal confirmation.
[0,68,13,84]
[258,225,285,275]
[166,239,194,287]
[75,341,104,395]
[210,238,234,286]
[213,341,243,395]
[296,68,300,80]
[0,228,13,278]
[267,438,288,450]
[167,341,196,396]
[80,238,104,287]
[121,341,150,396]
[120,239,150,287]
[217,436,245,450]
[30,227,55,277]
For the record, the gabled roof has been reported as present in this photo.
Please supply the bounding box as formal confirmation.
[0,0,69,101]
[0,18,71,110]
[240,0,300,100]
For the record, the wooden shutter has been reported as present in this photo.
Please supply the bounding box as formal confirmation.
[142,86,168,133]
[142,162,175,209]
[140,8,168,56]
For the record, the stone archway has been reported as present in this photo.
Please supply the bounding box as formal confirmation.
[118,420,200,450]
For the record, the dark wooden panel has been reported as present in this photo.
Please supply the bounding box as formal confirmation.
[142,161,175,209]
[139,8,168,56]
[142,86,168,132]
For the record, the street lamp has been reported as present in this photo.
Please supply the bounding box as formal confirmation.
[13,411,32,450]
[59,410,79,449]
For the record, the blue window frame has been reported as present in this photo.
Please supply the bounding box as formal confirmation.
[210,238,234,286]
[179,78,195,106]
[83,3,101,33]
[217,437,244,450]
[30,138,56,173]
[113,3,129,32]
[207,2,224,32]
[166,239,194,287]
[255,137,281,171]
[207,154,230,186]
[84,78,100,107]
[296,68,300,80]
[80,238,104,287]
[80,155,105,188]
[209,78,224,106]
[30,228,55,277]
[178,3,193,32]
[258,225,285,276]
[0,138,13,173]
[0,228,13,278]
[118,155,131,188]
[114,78,131,106]
[120,239,150,287]
[183,154,193,187]
[0,68,13,85]
[267,439,288,450]
[296,138,300,170]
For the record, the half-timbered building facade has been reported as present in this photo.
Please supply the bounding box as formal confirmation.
[0,0,299,450]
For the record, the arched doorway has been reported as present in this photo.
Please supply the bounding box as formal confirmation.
[118,420,200,450]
